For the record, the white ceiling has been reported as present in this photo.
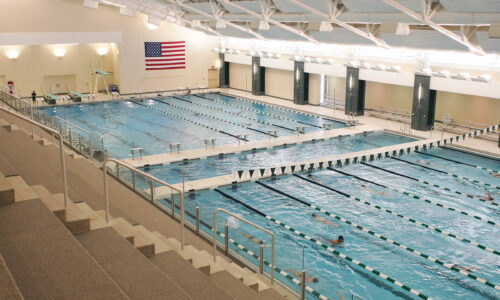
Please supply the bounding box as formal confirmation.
[99,0,500,54]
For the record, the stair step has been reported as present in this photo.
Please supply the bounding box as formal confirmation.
[0,118,9,127]
[64,202,91,235]
[0,173,15,206]
[150,250,233,300]
[129,225,155,258]
[241,267,269,292]
[96,210,134,244]
[0,254,23,300]
[77,227,191,300]
[36,137,53,146]
[6,176,39,202]
[211,271,262,300]
[75,202,109,230]
[2,124,19,132]
[30,185,66,219]
[0,199,127,299]
[134,227,172,255]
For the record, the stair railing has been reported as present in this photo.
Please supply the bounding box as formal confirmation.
[0,105,69,207]
[213,208,275,284]
[54,116,94,160]
[102,158,185,250]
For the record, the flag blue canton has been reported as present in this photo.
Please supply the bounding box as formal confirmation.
[145,42,162,57]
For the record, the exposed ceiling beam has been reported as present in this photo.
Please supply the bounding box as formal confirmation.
[382,0,485,55]
[164,0,265,39]
[286,0,389,48]
[219,0,319,43]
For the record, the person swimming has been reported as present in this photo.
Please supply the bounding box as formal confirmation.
[451,264,480,273]
[490,173,500,178]
[322,235,344,247]
[307,173,323,184]
[360,184,386,195]
[416,159,431,165]
[312,213,340,227]
[286,269,319,283]
[481,191,494,201]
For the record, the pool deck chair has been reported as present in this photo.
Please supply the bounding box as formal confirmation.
[69,91,88,102]
[44,93,60,105]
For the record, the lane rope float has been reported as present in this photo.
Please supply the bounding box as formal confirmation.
[415,150,499,173]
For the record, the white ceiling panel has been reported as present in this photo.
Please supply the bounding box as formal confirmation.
[440,0,500,13]
[258,26,309,41]
[216,27,257,38]
[342,0,421,13]
[272,0,330,14]
[310,28,373,45]
[220,1,262,14]
[382,30,468,51]
[183,2,213,14]
[477,32,500,54]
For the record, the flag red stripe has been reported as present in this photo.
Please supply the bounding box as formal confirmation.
[162,45,185,49]
[156,54,185,57]
[146,58,185,62]
[161,41,185,45]
[146,62,185,66]
[146,66,186,70]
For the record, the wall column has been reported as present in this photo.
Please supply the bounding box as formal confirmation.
[251,56,265,95]
[218,53,229,87]
[411,75,436,131]
[345,67,365,116]
[294,61,309,105]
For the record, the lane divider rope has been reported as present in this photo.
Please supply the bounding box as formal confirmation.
[415,150,499,174]
[214,188,432,300]
[326,168,498,227]
[255,181,500,291]
[392,157,500,190]
[293,174,500,256]
[362,162,499,208]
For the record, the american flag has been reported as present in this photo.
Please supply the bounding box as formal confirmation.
[144,41,185,71]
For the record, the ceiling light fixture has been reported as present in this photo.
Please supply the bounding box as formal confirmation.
[6,50,19,60]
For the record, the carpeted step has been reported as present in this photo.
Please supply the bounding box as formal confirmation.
[77,227,191,300]
[0,254,23,300]
[0,172,15,206]
[150,250,234,300]
[210,270,263,300]
[0,199,127,299]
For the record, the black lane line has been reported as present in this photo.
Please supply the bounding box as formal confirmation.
[293,174,350,198]
[391,157,447,174]
[271,123,295,132]
[247,127,277,137]
[441,146,500,162]
[415,151,478,168]
[217,92,237,99]
[171,96,193,103]
[297,120,322,128]
[192,94,216,101]
[220,130,249,141]
[256,181,312,207]
[321,117,346,125]
[360,162,419,182]
[214,189,267,217]
[326,167,388,188]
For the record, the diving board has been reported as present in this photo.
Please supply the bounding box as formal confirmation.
[44,93,59,104]
[69,91,88,102]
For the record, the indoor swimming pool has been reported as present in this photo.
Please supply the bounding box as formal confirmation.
[158,147,499,300]
[143,131,416,184]
[35,93,344,158]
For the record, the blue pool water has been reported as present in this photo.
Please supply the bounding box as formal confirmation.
[35,93,345,158]
[161,147,499,300]
[143,131,416,184]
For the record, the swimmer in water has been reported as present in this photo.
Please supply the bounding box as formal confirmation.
[239,231,263,245]
[312,213,340,227]
[194,112,199,116]
[451,264,480,273]
[286,269,319,283]
[307,173,323,184]
[361,184,386,195]
[322,235,344,247]
[236,111,243,116]
[416,159,431,165]
[490,173,500,178]
[480,191,494,201]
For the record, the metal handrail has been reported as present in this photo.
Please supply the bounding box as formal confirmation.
[213,208,275,284]
[54,116,94,159]
[0,87,34,137]
[102,158,185,249]
[0,105,69,206]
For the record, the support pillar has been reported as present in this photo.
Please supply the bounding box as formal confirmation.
[345,67,365,116]
[218,53,229,88]
[411,75,436,131]
[294,61,309,105]
[252,56,265,96]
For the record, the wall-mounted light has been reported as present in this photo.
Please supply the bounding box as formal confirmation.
[53,48,66,58]
[253,63,257,74]
[417,83,423,101]
[147,16,160,30]
[6,50,19,60]
[349,74,354,91]
[146,22,159,30]
[296,68,300,82]
[97,47,108,56]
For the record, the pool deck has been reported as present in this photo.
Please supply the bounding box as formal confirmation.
[153,136,441,196]
[123,124,379,167]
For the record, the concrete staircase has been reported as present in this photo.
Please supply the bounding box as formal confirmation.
[0,114,291,300]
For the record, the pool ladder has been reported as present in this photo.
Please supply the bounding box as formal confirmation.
[346,112,359,127]
[400,122,412,135]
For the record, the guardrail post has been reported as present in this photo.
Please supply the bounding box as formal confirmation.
[196,206,200,234]
[300,270,306,300]
[149,180,154,202]
[131,170,136,191]
[79,136,82,154]
[224,224,229,256]
[171,193,175,217]
[116,164,120,180]
[259,245,264,274]
[68,130,72,147]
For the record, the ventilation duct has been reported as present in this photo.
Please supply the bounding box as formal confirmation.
[380,23,410,35]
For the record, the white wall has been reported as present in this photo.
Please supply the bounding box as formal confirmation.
[0,0,219,94]
[265,68,294,100]
[308,74,321,105]
[229,63,252,91]
[327,76,346,101]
